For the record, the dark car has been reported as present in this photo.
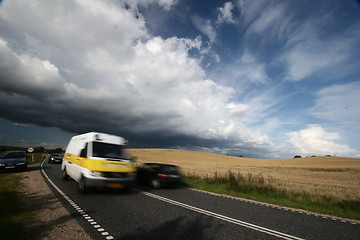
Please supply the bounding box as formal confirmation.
[48,153,63,164]
[136,163,181,188]
[0,151,28,171]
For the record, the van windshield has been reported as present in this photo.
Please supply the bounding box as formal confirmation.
[92,142,128,160]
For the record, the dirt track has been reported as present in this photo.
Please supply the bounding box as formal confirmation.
[17,164,91,240]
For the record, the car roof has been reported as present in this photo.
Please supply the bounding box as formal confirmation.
[4,150,26,153]
[144,163,177,167]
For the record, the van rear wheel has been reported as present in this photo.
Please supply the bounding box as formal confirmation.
[151,178,160,189]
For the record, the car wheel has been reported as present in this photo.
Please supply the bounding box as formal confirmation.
[151,178,160,189]
[78,177,88,194]
[62,168,69,180]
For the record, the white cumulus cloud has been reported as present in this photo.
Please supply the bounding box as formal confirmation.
[286,125,359,157]
[217,2,238,25]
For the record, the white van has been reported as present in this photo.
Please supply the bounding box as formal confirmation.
[61,132,136,193]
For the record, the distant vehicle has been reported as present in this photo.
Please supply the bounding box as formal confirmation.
[0,150,28,171]
[48,153,63,164]
[61,132,136,193]
[136,163,182,188]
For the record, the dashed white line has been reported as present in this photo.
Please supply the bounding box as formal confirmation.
[41,161,115,240]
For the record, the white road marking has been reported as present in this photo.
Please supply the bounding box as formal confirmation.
[41,161,115,240]
[190,188,358,225]
[136,189,305,240]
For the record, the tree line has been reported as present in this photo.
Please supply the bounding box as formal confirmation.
[0,145,64,154]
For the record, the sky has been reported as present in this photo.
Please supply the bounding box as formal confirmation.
[0,0,359,159]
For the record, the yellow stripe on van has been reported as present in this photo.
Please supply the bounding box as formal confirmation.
[64,153,136,173]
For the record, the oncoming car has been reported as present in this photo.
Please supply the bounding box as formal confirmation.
[0,150,28,171]
[136,163,182,188]
[48,153,63,164]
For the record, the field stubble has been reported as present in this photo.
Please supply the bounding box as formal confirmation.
[130,149,360,201]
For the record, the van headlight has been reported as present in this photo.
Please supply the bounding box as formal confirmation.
[0,163,4,167]
[90,171,103,177]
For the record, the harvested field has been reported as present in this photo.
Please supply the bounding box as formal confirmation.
[130,149,360,200]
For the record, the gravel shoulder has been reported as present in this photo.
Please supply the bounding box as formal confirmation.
[16,164,91,240]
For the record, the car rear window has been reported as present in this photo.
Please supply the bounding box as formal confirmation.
[158,165,179,174]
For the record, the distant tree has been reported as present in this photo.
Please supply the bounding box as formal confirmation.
[55,148,64,153]
[47,148,64,154]
[293,155,302,158]
[34,146,45,153]
[0,145,26,152]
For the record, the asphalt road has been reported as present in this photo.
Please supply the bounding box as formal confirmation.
[41,161,360,240]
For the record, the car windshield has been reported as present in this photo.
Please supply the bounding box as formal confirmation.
[92,142,128,160]
[51,154,63,157]
[1,152,25,159]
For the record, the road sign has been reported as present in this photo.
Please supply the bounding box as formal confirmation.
[27,147,34,153]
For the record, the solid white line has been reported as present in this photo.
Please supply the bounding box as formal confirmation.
[136,189,304,240]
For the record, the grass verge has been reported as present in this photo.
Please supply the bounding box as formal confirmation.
[0,155,46,239]
[0,173,32,239]
[184,170,360,220]
[28,153,47,165]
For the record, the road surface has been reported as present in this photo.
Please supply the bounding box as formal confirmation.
[41,161,359,240]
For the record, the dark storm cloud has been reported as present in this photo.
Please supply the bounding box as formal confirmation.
[1,0,359,158]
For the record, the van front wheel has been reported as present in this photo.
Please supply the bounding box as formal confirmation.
[78,177,88,194]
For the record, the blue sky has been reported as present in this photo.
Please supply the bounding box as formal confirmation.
[0,0,359,158]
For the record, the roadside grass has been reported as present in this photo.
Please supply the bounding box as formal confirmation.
[28,153,47,165]
[0,173,32,239]
[184,170,360,220]
[0,154,45,239]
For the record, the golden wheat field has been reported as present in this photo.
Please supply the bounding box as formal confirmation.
[129,148,360,200]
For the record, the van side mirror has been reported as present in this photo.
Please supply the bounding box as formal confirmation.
[80,148,87,158]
